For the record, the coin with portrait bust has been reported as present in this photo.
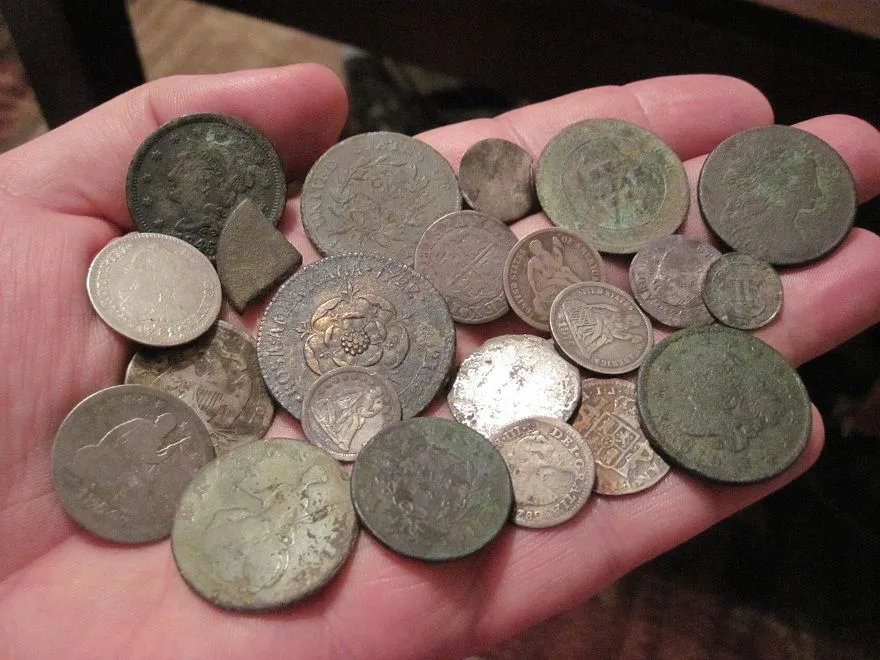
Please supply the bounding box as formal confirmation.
[458,137,537,223]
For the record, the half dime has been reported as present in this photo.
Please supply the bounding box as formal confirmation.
[458,137,537,223]
[701,252,783,330]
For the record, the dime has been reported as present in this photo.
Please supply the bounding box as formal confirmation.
[300,132,461,265]
[458,138,536,223]
[636,326,812,483]
[414,210,518,324]
[126,113,286,261]
[172,438,358,610]
[52,384,215,543]
[258,253,455,419]
[125,320,274,455]
[448,334,581,438]
[572,378,668,495]
[350,418,512,561]
[701,252,784,330]
[698,125,857,265]
[302,366,402,461]
[536,118,689,254]
[550,282,653,374]
[628,235,721,328]
[489,417,594,528]
[87,233,222,346]
[503,227,605,332]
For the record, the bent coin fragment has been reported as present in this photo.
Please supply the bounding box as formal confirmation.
[458,138,537,223]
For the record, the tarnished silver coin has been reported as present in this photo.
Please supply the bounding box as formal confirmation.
[172,438,358,610]
[87,233,222,346]
[125,320,274,455]
[258,253,455,419]
[52,384,215,543]
[350,418,512,561]
[572,378,669,495]
[448,334,581,438]
[300,132,461,265]
[503,227,605,332]
[550,282,653,374]
[458,138,537,223]
[302,366,402,461]
[701,252,784,330]
[629,235,721,328]
[414,210,518,324]
[489,417,594,528]
[536,118,689,254]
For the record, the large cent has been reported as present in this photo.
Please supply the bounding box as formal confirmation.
[258,253,455,419]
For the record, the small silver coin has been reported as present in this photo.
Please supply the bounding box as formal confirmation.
[458,138,537,223]
[701,252,784,330]
[172,438,358,611]
[87,233,222,346]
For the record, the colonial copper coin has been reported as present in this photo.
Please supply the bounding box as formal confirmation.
[629,235,721,328]
[448,334,581,438]
[52,384,215,543]
[637,326,812,483]
[87,233,222,346]
[258,253,455,419]
[550,282,653,374]
[698,125,857,265]
[125,320,274,455]
[302,366,402,461]
[489,417,594,528]
[350,418,512,561]
[572,378,669,495]
[172,438,358,610]
[458,138,537,223]
[300,132,461,265]
[701,252,784,330]
[126,113,286,261]
[414,210,518,324]
[503,227,605,332]
[536,118,689,254]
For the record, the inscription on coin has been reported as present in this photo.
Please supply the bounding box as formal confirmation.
[458,138,537,223]
[701,252,783,330]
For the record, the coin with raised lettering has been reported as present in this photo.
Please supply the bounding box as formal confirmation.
[458,138,537,223]
[52,384,215,543]
[536,118,689,254]
[87,233,222,346]
[172,438,358,610]
[351,418,512,561]
[701,252,784,330]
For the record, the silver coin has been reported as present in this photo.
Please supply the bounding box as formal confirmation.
[701,252,784,330]
[87,233,222,346]
[125,320,274,455]
[172,438,358,610]
[458,138,537,223]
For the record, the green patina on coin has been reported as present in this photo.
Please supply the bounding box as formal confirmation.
[636,326,812,484]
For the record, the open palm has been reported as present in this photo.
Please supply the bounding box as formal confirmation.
[1,65,879,659]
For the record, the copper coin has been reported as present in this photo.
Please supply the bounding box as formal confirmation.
[701,252,784,330]
[503,227,605,332]
[572,378,669,495]
[458,138,537,223]
[302,366,402,461]
[628,235,721,328]
[550,282,653,374]
[414,210,518,324]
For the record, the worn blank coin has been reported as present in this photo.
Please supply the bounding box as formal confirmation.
[458,138,537,223]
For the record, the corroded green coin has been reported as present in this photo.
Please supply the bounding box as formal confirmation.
[536,118,689,254]
[350,417,512,561]
[636,326,811,483]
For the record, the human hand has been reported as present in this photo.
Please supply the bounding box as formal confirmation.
[1,64,878,658]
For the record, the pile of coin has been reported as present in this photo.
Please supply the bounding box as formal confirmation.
[51,110,856,612]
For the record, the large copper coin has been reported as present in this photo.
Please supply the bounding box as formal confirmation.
[550,282,653,374]
[503,227,605,332]
[414,210,518,324]
[52,384,215,543]
[258,253,455,419]
[698,125,857,265]
[458,138,537,223]
[572,378,668,495]
[637,326,812,483]
[701,252,784,330]
[126,113,286,261]
[629,235,721,328]
[536,118,689,254]
[125,320,274,455]
[300,132,461,265]
[350,418,512,561]
[172,438,358,610]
